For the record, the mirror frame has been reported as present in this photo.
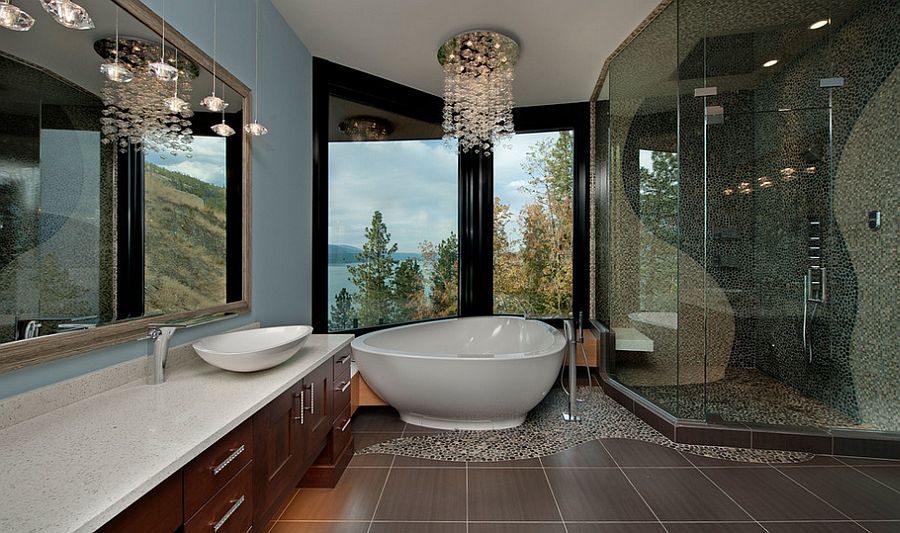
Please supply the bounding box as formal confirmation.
[0,0,252,374]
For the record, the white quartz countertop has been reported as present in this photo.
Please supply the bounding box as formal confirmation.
[0,334,353,533]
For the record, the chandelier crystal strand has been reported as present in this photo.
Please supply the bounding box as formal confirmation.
[244,0,267,136]
[98,37,195,154]
[438,31,518,155]
[40,0,93,30]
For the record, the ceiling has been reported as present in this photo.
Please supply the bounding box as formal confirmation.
[0,0,242,112]
[272,0,660,106]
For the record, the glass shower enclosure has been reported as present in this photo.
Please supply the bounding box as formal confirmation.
[595,0,898,433]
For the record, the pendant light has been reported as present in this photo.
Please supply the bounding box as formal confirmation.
[0,0,34,31]
[243,0,268,136]
[201,0,228,112]
[148,0,177,81]
[100,7,133,83]
[212,108,235,137]
[40,0,93,30]
[164,50,189,113]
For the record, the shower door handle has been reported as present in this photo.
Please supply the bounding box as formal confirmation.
[802,272,810,350]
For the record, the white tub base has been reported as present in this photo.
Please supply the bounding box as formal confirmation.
[401,412,527,431]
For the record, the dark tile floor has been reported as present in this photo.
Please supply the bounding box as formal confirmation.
[268,407,900,533]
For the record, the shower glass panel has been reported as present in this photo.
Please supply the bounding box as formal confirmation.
[602,0,899,433]
[607,4,680,416]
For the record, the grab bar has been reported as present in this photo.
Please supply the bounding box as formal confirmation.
[802,272,809,351]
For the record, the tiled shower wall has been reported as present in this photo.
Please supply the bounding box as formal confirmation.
[596,0,899,431]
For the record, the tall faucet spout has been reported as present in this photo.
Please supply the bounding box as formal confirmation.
[148,326,181,384]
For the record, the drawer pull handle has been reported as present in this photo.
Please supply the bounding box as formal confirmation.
[211,494,245,532]
[337,381,350,393]
[211,445,245,476]
[304,383,315,415]
[337,354,351,365]
[340,417,351,432]
[293,390,304,424]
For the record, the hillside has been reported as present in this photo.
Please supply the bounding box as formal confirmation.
[144,162,227,314]
[328,244,422,264]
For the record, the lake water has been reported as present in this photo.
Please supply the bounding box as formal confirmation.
[326,262,434,321]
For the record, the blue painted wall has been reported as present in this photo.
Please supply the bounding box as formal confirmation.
[0,0,312,398]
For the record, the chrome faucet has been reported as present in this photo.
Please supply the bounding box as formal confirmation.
[146,324,187,384]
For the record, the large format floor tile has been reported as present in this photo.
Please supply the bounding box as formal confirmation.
[702,467,846,520]
[351,407,407,433]
[268,521,369,533]
[761,522,868,533]
[565,523,666,533]
[662,524,764,533]
[545,468,656,521]
[468,522,567,533]
[281,468,389,520]
[778,466,900,520]
[373,468,466,521]
[368,522,466,533]
[624,468,752,521]
[467,468,561,521]
[541,440,618,467]
[602,438,693,467]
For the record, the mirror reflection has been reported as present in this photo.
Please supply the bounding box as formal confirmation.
[0,0,246,345]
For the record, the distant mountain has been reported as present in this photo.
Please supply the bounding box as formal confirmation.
[328,244,422,264]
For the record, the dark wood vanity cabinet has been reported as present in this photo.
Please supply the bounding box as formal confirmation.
[100,349,352,532]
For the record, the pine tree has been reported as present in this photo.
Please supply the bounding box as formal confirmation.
[329,288,356,331]
[347,211,397,326]
[392,258,425,322]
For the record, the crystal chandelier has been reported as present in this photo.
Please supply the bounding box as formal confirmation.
[338,115,394,141]
[201,0,227,113]
[94,37,198,155]
[0,0,34,31]
[438,30,519,155]
[39,0,93,30]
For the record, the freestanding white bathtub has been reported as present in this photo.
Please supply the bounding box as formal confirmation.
[351,316,566,430]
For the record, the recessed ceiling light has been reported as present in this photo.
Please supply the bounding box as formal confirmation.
[763,59,779,68]
[809,19,829,30]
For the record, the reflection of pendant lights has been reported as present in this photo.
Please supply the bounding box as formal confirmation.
[212,109,235,137]
[164,50,189,113]
[0,0,35,31]
[148,0,177,82]
[40,0,93,30]
[338,115,394,141]
[244,0,268,136]
[100,7,132,83]
[201,0,228,112]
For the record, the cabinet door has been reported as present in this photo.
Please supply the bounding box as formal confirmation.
[301,360,332,461]
[252,383,305,526]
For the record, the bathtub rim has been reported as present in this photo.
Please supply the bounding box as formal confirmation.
[350,315,566,360]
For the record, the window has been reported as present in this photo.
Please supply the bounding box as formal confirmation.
[313,60,588,332]
[144,136,229,315]
[493,130,575,317]
[326,96,458,331]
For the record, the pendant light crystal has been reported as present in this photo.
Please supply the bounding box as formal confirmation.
[212,118,235,137]
[0,0,34,31]
[244,0,268,136]
[438,30,519,155]
[100,8,132,83]
[202,0,227,113]
[148,0,178,81]
[40,0,93,30]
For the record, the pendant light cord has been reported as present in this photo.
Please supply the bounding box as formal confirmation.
[160,0,166,62]
[211,0,217,95]
[254,0,260,119]
[114,7,119,65]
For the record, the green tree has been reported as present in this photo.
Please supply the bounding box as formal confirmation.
[420,232,459,316]
[329,288,356,331]
[638,150,679,311]
[392,258,425,322]
[347,211,397,326]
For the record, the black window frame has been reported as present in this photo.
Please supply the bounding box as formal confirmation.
[115,110,244,320]
[312,58,589,333]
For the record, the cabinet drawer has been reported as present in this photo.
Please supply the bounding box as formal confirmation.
[333,369,351,418]
[333,346,352,375]
[185,462,253,533]
[333,403,352,456]
[185,420,253,518]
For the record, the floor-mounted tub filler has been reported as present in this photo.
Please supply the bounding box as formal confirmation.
[352,316,566,430]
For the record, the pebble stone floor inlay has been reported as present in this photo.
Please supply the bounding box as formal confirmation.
[357,386,811,464]
[266,389,900,533]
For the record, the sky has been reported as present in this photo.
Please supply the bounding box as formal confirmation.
[328,131,563,253]
[144,136,228,188]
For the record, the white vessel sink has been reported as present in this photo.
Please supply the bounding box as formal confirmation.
[193,326,313,372]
